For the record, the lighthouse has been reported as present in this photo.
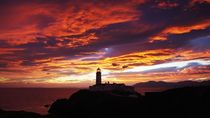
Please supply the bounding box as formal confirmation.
[96,68,101,85]
[89,68,134,92]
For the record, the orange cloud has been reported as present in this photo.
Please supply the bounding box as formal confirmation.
[0,48,210,87]
[0,0,210,87]
[0,1,142,47]
[44,3,139,36]
[150,20,210,42]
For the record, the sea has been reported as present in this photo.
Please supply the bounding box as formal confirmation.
[0,88,79,114]
[0,87,167,114]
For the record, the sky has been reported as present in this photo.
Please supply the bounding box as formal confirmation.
[0,0,210,87]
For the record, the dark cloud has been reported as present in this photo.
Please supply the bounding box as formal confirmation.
[139,0,210,26]
[188,36,210,51]
[0,62,7,68]
[0,0,210,86]
[112,63,120,66]
[21,61,37,66]
[1,0,209,62]
[122,65,128,69]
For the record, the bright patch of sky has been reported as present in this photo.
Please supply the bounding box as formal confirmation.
[124,59,210,73]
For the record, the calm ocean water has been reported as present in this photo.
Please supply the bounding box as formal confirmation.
[0,88,79,114]
[0,87,167,114]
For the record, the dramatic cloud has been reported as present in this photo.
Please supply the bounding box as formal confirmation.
[0,0,210,87]
[151,20,210,42]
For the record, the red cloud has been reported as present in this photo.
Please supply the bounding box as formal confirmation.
[191,0,210,4]
[0,0,210,87]
[0,1,142,47]
[150,20,210,42]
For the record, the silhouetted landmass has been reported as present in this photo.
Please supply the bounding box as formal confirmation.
[144,86,210,118]
[49,90,142,117]
[48,86,210,117]
[1,86,210,118]
[133,80,210,88]
[0,109,41,118]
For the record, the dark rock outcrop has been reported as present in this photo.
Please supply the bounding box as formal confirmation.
[49,86,210,118]
[144,86,210,117]
[49,90,142,117]
[0,109,42,118]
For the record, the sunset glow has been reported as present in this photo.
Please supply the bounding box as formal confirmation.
[0,0,210,87]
